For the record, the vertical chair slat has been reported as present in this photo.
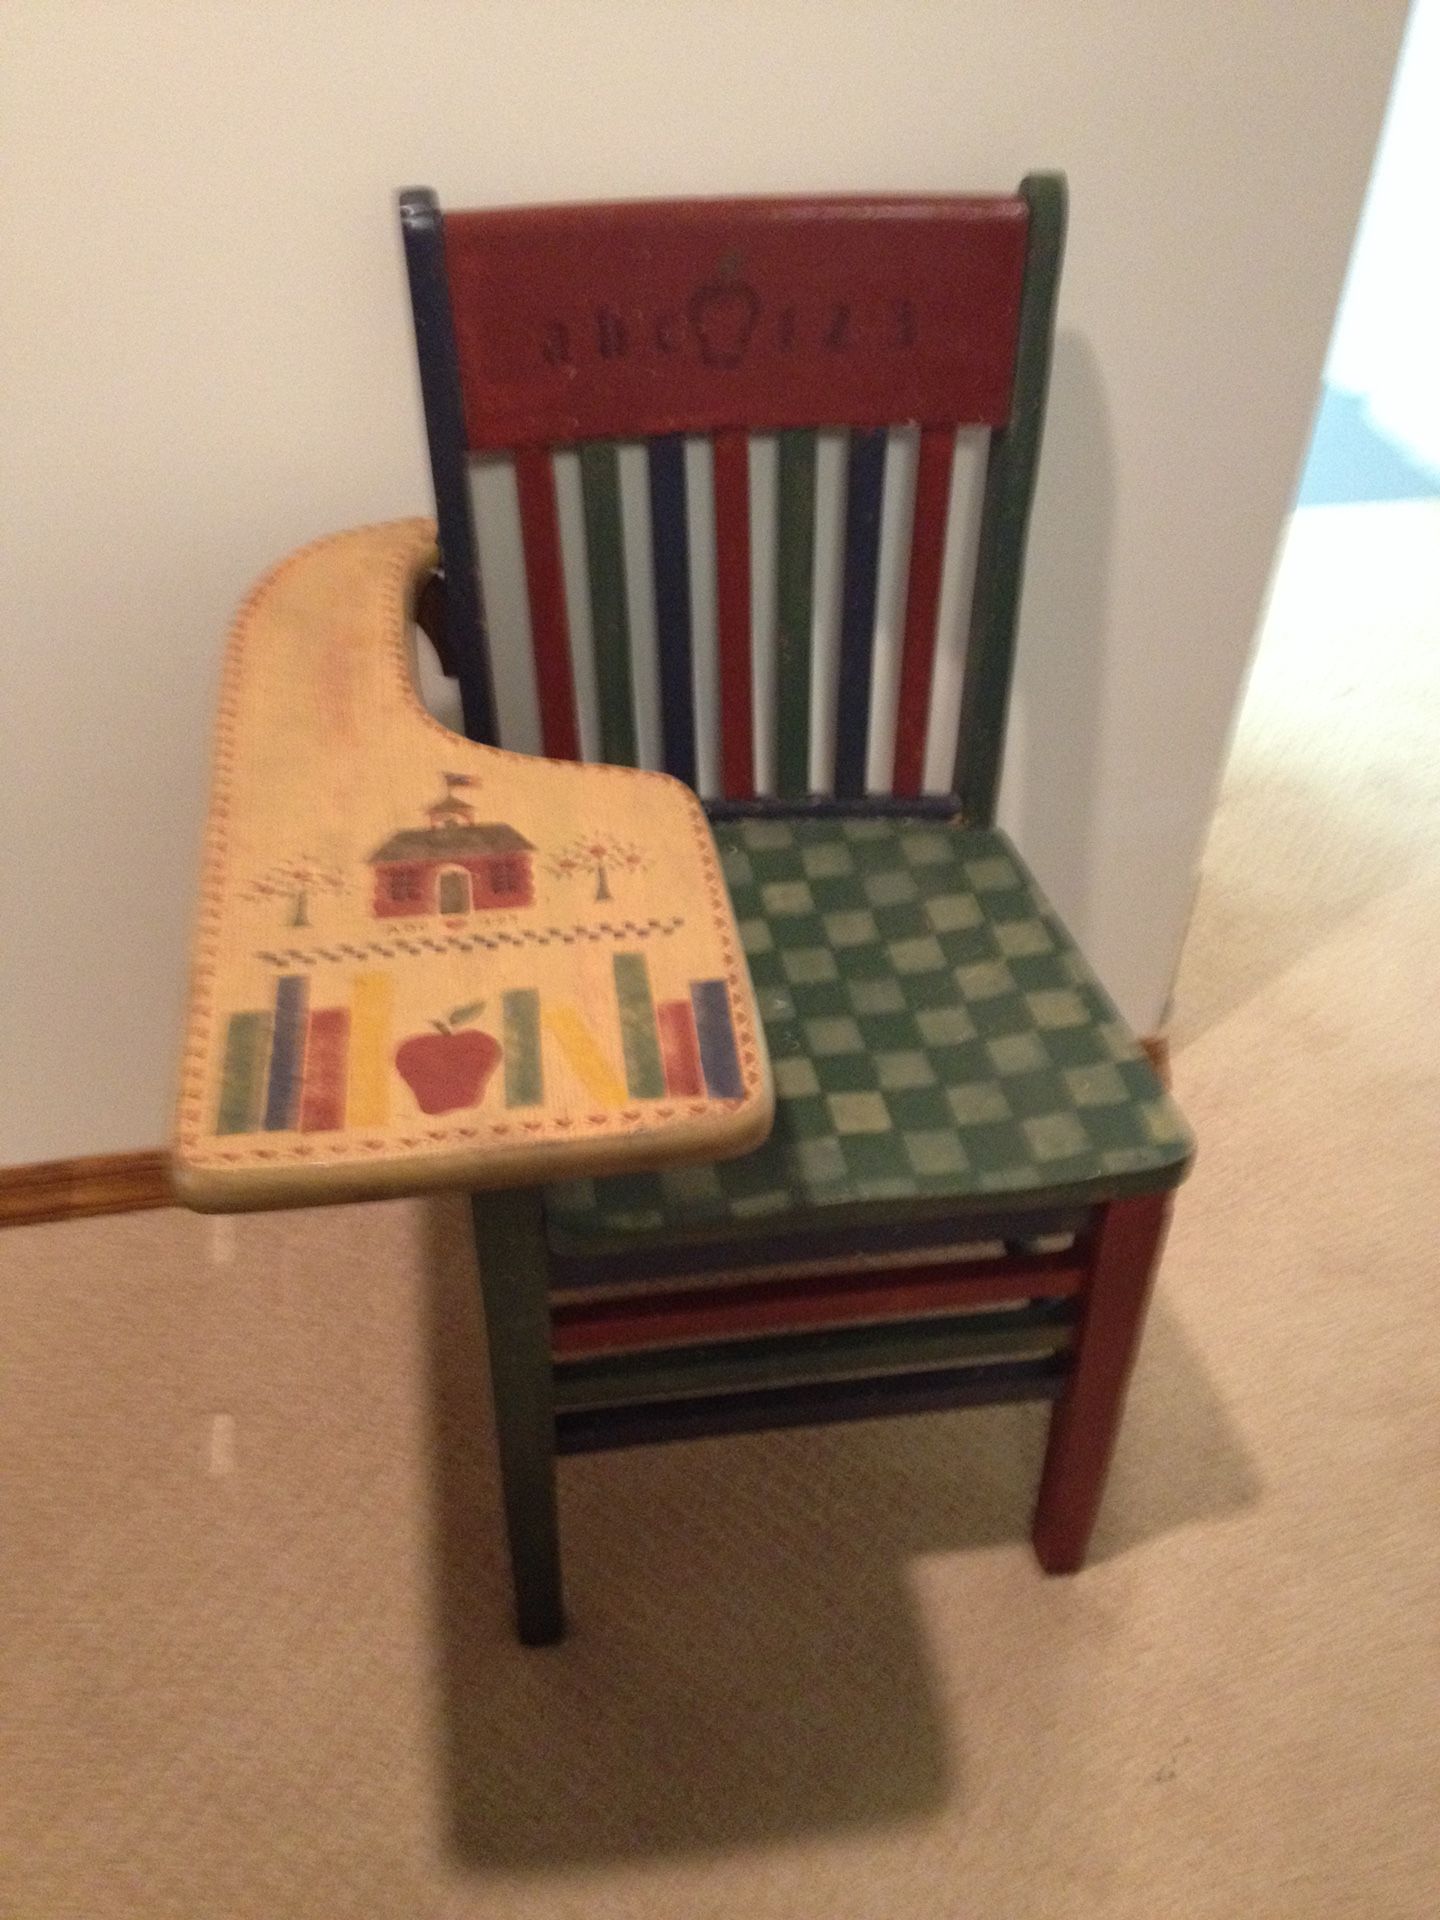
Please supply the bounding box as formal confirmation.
[712,429,755,798]
[578,440,639,766]
[398,188,500,746]
[513,446,581,761]
[891,426,957,796]
[833,427,888,799]
[954,173,1066,823]
[646,436,698,787]
[774,429,818,799]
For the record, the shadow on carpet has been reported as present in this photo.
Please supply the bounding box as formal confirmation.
[417,1194,1258,1869]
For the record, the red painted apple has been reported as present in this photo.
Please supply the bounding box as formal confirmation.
[395,1002,501,1114]
[689,279,760,368]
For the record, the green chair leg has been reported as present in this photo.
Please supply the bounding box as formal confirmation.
[469,1187,565,1646]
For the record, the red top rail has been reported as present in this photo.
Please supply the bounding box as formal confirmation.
[441,195,1029,448]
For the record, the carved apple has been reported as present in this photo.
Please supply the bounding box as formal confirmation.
[689,280,760,368]
[395,1002,501,1115]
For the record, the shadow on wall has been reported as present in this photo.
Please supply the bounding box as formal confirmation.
[417,1190,1258,1871]
[1002,331,1115,959]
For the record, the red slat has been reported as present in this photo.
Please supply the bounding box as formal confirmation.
[551,1254,1083,1358]
[892,426,957,796]
[298,1009,349,1133]
[656,999,705,1096]
[442,196,1028,446]
[513,445,581,761]
[712,429,755,798]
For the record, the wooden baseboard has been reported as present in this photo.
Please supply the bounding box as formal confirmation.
[1139,1034,1169,1085]
[0,1039,1170,1231]
[0,1151,174,1229]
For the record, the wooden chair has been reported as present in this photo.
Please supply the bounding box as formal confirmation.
[174,175,1192,1645]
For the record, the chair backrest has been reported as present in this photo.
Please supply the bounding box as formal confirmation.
[400,178,1064,823]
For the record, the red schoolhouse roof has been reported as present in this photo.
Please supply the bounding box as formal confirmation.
[368,823,534,863]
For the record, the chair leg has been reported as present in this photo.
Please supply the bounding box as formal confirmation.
[469,1186,565,1646]
[1032,1192,1172,1574]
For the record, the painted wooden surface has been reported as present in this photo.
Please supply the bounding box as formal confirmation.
[399,188,499,745]
[386,179,1189,1625]
[646,435,698,786]
[402,181,1066,809]
[555,1356,1065,1455]
[577,442,638,766]
[713,428,756,797]
[547,1204,1092,1294]
[892,425,958,795]
[1032,1190,1171,1571]
[172,518,772,1212]
[834,427,888,797]
[512,445,581,761]
[774,428,818,798]
[549,1250,1085,1357]
[0,1151,173,1228]
[955,173,1067,823]
[552,1303,1074,1411]
[441,195,1028,447]
[471,1186,565,1645]
[545,816,1193,1249]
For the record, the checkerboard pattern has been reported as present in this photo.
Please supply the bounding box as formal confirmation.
[546,818,1192,1248]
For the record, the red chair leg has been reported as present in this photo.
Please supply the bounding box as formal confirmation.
[1032,1192,1172,1573]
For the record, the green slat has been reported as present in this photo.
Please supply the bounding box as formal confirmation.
[613,952,666,1098]
[216,1011,272,1135]
[774,429,817,799]
[553,1304,1073,1412]
[469,1187,565,1644]
[954,173,1067,823]
[578,440,638,766]
[502,988,543,1107]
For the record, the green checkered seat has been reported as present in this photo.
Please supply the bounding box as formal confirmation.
[545,816,1190,1257]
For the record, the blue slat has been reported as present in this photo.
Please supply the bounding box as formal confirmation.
[833,427,888,798]
[704,793,957,821]
[646,436,697,787]
[691,979,743,1098]
[555,1357,1067,1453]
[262,975,308,1132]
[397,189,500,746]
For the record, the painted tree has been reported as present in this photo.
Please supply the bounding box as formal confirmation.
[546,832,650,904]
[245,853,346,927]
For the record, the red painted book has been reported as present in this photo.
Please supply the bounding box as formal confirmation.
[299,1008,350,1132]
[656,999,705,1097]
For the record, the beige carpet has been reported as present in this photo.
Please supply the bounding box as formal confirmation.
[5,501,1438,1919]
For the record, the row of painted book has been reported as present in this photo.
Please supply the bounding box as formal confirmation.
[214,952,743,1134]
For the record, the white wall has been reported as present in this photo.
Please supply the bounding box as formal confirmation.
[1326,0,1440,470]
[1,0,1405,1164]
